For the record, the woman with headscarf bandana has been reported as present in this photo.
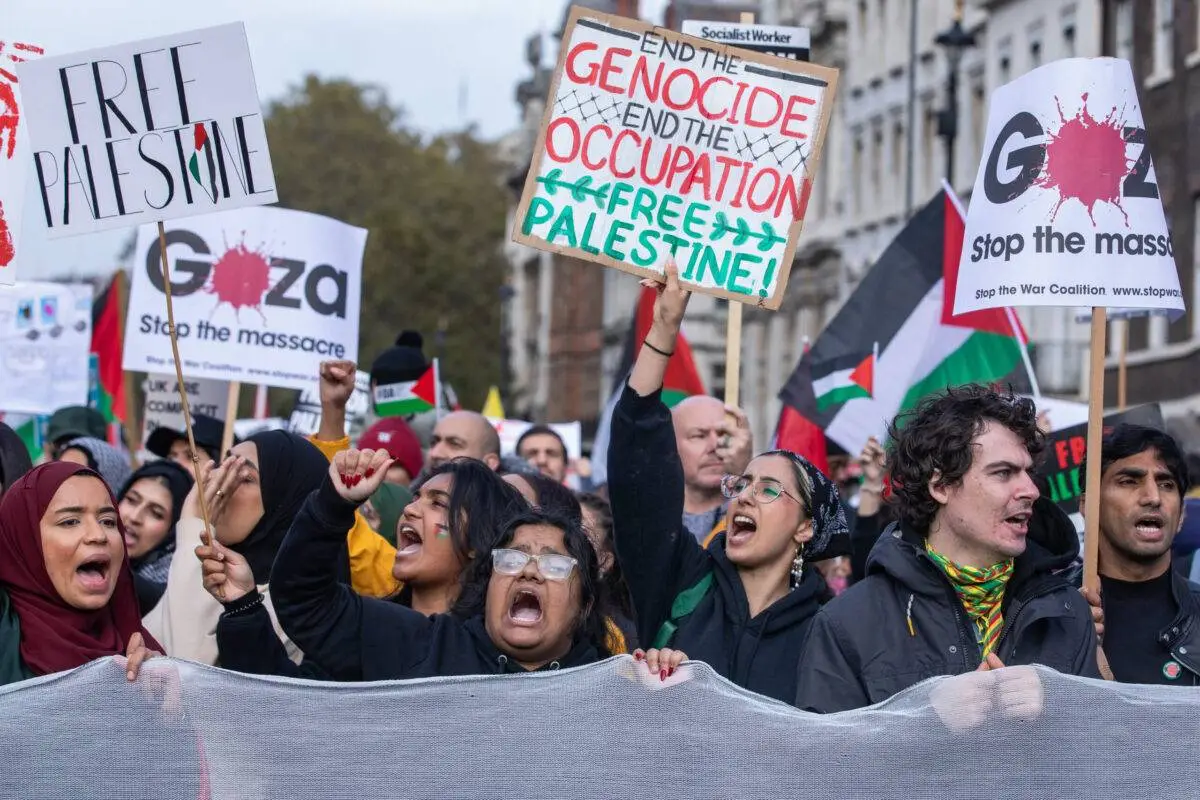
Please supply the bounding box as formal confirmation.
[57,437,132,496]
[0,422,34,499]
[144,431,351,665]
[0,462,159,686]
[116,461,193,614]
[607,261,850,704]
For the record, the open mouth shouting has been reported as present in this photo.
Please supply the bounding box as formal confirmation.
[1003,509,1032,535]
[1132,513,1166,542]
[728,513,758,546]
[74,553,113,594]
[395,523,423,558]
[507,587,544,627]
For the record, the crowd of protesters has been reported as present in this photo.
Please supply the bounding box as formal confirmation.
[1,262,1197,718]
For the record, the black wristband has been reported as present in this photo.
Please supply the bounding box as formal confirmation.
[643,339,674,358]
[221,588,264,617]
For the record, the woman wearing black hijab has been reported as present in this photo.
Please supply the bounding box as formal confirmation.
[0,422,34,499]
[116,461,193,614]
[144,431,336,664]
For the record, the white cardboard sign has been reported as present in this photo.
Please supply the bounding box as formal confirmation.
[16,23,277,238]
[954,58,1184,316]
[491,418,583,461]
[123,206,365,391]
[141,373,228,444]
[288,370,371,438]
[0,39,43,284]
[0,281,92,414]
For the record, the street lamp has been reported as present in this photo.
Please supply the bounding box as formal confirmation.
[935,0,977,188]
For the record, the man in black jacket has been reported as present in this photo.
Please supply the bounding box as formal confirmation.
[795,385,1100,713]
[1082,424,1200,685]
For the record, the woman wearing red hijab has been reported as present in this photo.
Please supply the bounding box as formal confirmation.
[0,461,160,685]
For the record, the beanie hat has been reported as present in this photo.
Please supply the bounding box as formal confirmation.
[357,418,423,481]
[370,331,428,388]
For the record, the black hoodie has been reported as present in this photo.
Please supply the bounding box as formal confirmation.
[794,496,1101,713]
[608,384,824,704]
[263,477,599,680]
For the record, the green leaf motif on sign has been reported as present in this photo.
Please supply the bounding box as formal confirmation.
[710,212,787,251]
[537,169,610,208]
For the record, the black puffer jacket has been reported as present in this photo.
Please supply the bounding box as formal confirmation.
[609,384,825,704]
[267,478,600,680]
[795,498,1100,713]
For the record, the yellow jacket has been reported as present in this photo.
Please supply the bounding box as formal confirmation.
[309,435,401,598]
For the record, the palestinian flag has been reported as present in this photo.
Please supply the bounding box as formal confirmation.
[188,123,214,200]
[0,413,43,462]
[772,339,828,473]
[91,273,127,429]
[779,188,1032,455]
[590,281,706,485]
[375,360,439,418]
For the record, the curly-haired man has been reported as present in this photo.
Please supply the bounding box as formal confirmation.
[795,385,1100,713]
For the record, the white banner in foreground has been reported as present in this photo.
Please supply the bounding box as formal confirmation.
[954,58,1183,316]
[123,206,365,391]
[1,659,1198,798]
[0,281,91,414]
[16,23,276,237]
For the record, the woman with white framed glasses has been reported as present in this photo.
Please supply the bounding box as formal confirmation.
[254,447,620,679]
[608,260,850,705]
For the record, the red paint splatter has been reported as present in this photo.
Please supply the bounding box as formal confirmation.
[0,201,13,267]
[1035,93,1132,226]
[0,81,18,160]
[206,241,272,317]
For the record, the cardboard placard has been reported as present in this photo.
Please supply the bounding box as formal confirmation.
[16,23,277,238]
[0,281,92,414]
[512,7,838,309]
[0,40,43,283]
[1039,404,1164,516]
[141,373,228,444]
[122,206,365,391]
[954,58,1184,316]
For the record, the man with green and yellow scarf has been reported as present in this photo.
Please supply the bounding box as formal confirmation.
[796,385,1101,713]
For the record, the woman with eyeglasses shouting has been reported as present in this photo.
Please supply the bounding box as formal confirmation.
[251,447,645,679]
[608,260,850,705]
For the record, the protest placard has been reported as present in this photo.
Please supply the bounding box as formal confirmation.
[288,370,371,438]
[0,39,43,284]
[953,58,1183,316]
[1039,404,1164,517]
[122,206,365,391]
[0,281,92,414]
[140,373,227,446]
[513,7,837,309]
[15,23,276,238]
[492,418,583,461]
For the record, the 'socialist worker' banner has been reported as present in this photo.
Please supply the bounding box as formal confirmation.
[513,7,838,310]
[954,58,1184,316]
[16,23,277,238]
[123,206,365,391]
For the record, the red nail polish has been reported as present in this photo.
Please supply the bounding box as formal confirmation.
[633,649,644,661]
[660,669,667,681]
[365,468,375,478]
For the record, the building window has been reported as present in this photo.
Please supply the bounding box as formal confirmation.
[922,99,936,194]
[969,79,985,162]
[852,134,864,214]
[891,118,905,206]
[1062,4,1077,57]
[1114,0,1134,62]
[858,0,868,48]
[1154,0,1174,76]
[997,36,1013,84]
[1028,21,1045,69]
[871,123,883,198]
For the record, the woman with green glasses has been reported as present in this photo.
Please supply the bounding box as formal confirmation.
[608,260,850,705]
[250,447,618,679]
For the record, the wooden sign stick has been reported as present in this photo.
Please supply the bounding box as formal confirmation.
[221,381,240,456]
[722,8,757,411]
[1117,319,1128,411]
[1082,305,1115,679]
[156,221,215,542]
